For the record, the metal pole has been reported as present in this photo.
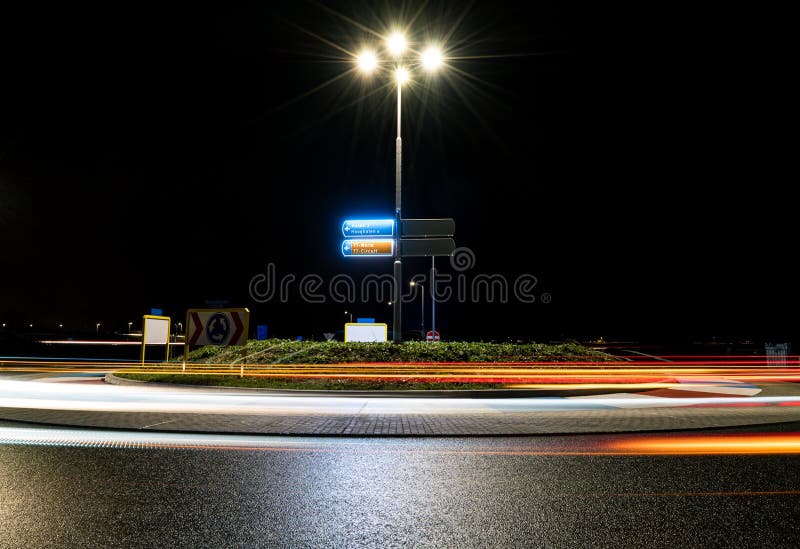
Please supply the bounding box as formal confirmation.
[430,256,436,341]
[421,284,425,339]
[393,83,403,343]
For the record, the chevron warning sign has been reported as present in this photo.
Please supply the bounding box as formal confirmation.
[185,308,250,347]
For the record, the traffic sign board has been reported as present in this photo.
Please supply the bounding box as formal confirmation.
[342,219,394,238]
[426,330,441,341]
[341,238,394,257]
[401,218,455,238]
[186,308,250,347]
[400,238,455,257]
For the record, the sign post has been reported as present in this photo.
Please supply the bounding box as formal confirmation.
[340,216,455,343]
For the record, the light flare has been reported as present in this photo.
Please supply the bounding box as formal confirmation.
[386,32,407,56]
[421,45,443,71]
[356,49,378,73]
[395,67,410,85]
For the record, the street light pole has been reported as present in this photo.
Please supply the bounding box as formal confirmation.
[355,37,442,343]
[393,81,402,343]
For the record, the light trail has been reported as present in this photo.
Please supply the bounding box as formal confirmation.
[3,427,800,456]
[4,358,800,388]
[609,433,800,455]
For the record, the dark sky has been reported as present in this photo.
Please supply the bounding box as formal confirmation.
[0,1,794,341]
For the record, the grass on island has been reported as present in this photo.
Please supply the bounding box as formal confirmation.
[115,339,610,391]
[175,339,611,365]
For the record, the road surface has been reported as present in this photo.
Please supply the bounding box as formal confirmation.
[2,420,800,547]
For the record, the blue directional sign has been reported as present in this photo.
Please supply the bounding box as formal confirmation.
[342,219,394,238]
[341,239,394,257]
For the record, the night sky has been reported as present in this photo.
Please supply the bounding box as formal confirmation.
[0,2,794,342]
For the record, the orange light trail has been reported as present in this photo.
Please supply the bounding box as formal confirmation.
[609,433,800,455]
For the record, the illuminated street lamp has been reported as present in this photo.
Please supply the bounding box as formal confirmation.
[421,46,442,72]
[128,321,133,333]
[395,66,410,85]
[386,32,406,57]
[357,49,378,74]
[352,31,445,342]
[344,310,353,323]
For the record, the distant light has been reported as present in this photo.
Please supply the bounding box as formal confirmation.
[387,32,407,56]
[59,324,63,328]
[357,49,378,73]
[29,324,33,328]
[409,281,416,287]
[421,46,443,71]
[396,67,410,86]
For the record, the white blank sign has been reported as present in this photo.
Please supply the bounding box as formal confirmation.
[344,323,388,343]
[144,317,170,344]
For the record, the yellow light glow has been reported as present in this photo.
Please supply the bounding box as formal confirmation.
[357,50,378,73]
[387,32,407,56]
[421,46,443,71]
[396,67,410,86]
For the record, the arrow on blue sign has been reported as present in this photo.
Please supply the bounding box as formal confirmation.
[341,219,394,238]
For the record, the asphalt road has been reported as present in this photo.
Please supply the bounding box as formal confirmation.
[2,420,800,547]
